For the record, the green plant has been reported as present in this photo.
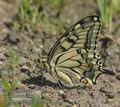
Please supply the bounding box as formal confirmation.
[31,95,47,107]
[34,0,63,12]
[97,0,120,32]
[15,0,42,32]
[1,50,20,106]
[14,0,67,36]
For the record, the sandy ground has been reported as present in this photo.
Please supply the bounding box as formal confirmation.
[0,0,120,107]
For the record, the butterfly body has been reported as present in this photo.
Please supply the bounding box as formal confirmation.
[41,15,114,87]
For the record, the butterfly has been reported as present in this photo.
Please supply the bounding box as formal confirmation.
[41,15,114,87]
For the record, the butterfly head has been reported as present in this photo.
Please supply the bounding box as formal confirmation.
[38,56,50,72]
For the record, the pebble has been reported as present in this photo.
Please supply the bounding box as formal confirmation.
[100,87,110,93]
[116,74,120,80]
[105,93,115,99]
[59,90,64,95]
[0,53,6,61]
[61,92,74,104]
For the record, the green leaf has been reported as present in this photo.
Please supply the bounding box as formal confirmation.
[31,96,46,107]
[9,50,19,66]
[11,80,18,90]
[2,78,11,92]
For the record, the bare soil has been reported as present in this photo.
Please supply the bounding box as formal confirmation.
[0,0,120,107]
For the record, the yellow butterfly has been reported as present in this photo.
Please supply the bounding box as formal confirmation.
[40,15,114,87]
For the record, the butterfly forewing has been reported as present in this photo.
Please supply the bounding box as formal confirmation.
[48,16,101,62]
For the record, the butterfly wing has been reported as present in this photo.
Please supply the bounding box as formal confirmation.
[45,15,104,86]
[48,15,101,63]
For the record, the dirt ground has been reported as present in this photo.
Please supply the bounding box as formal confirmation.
[0,0,120,107]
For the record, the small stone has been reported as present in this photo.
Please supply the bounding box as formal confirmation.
[100,87,110,93]
[116,74,120,80]
[61,92,74,104]
[21,65,29,71]
[99,83,113,94]
[72,104,77,107]
[105,93,115,99]
[118,90,120,93]
[0,53,6,61]
[59,90,64,95]
[28,84,36,89]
